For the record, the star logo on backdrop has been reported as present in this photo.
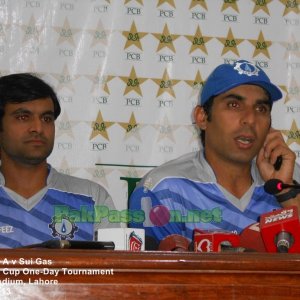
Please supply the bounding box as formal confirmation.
[249,30,272,59]
[285,77,300,103]
[85,67,103,94]
[280,33,300,59]
[157,0,176,8]
[118,112,143,142]
[279,0,299,16]
[87,161,114,189]
[101,74,115,95]
[90,110,114,141]
[189,0,208,10]
[84,67,115,95]
[122,21,148,51]
[281,120,300,146]
[54,18,80,47]
[185,70,205,98]
[152,68,180,98]
[217,27,244,57]
[152,24,180,53]
[55,111,75,139]
[119,66,148,96]
[153,115,179,143]
[221,0,240,13]
[252,0,272,15]
[51,65,79,93]
[87,19,110,47]
[56,157,80,176]
[184,26,212,55]
[21,15,44,44]
[124,0,144,5]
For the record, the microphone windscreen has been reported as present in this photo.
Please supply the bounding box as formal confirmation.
[239,222,266,252]
[264,179,283,195]
[158,234,190,251]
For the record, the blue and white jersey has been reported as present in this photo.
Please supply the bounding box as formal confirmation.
[0,166,117,248]
[129,151,300,243]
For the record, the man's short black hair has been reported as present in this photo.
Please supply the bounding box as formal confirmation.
[0,73,61,121]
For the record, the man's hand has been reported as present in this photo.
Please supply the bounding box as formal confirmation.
[256,128,296,185]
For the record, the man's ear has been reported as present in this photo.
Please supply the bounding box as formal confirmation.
[194,105,207,130]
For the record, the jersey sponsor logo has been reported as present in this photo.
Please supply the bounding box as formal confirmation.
[49,215,78,240]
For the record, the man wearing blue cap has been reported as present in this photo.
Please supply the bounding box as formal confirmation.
[129,60,300,248]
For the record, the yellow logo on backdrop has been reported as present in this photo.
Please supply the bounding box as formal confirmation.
[122,21,148,51]
[118,112,142,142]
[280,0,299,16]
[283,77,300,103]
[52,65,79,93]
[54,18,80,47]
[87,19,110,47]
[221,0,240,13]
[22,15,43,44]
[249,30,272,59]
[124,0,144,4]
[152,24,180,53]
[119,66,148,96]
[281,120,300,146]
[151,69,180,98]
[185,70,205,96]
[157,0,176,8]
[217,27,244,57]
[154,115,178,143]
[189,0,208,10]
[252,0,271,15]
[90,111,114,141]
[184,25,212,55]
[280,34,300,59]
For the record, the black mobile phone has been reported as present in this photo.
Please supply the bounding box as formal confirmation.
[274,155,283,171]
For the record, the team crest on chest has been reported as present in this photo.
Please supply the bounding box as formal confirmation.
[49,215,78,240]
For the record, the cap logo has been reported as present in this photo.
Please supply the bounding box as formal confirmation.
[233,61,259,77]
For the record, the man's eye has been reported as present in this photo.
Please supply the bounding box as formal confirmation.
[256,105,268,113]
[43,116,54,123]
[16,115,28,121]
[228,102,239,108]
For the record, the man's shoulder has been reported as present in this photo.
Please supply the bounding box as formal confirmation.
[48,167,108,196]
[138,151,202,188]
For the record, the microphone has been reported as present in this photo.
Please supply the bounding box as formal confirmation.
[158,234,191,251]
[21,240,115,250]
[193,229,241,253]
[264,179,300,195]
[239,222,266,252]
[260,206,300,253]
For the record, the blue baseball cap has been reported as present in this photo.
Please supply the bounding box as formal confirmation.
[199,60,282,105]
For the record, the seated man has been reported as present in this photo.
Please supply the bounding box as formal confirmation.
[129,60,300,246]
[0,73,118,248]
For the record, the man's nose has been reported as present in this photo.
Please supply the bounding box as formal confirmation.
[29,117,43,133]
